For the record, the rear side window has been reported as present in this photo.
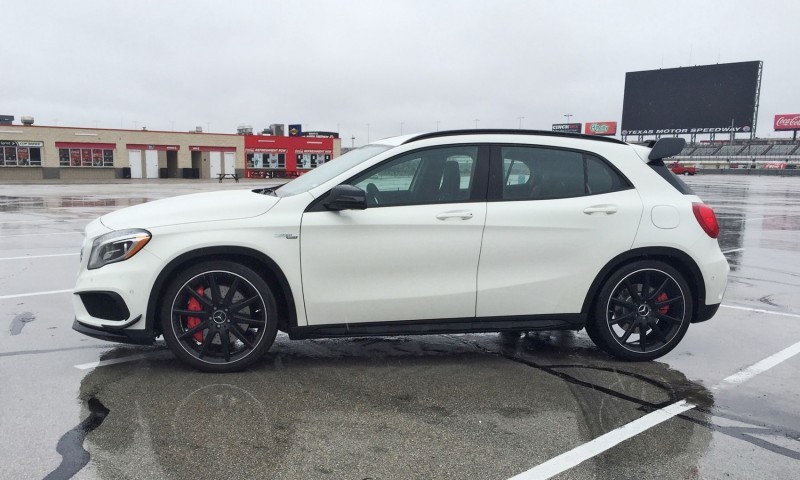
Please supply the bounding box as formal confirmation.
[648,161,695,195]
[498,146,631,201]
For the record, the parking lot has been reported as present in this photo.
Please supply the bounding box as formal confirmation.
[1,175,799,479]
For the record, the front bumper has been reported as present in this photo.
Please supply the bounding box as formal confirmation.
[73,318,155,345]
[73,246,163,340]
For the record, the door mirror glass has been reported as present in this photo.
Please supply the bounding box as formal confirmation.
[325,185,368,211]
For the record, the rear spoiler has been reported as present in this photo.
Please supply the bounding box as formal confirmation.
[640,138,686,161]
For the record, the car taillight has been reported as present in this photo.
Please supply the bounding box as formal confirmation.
[692,202,719,239]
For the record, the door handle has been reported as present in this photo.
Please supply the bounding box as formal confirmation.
[436,210,474,221]
[583,205,618,215]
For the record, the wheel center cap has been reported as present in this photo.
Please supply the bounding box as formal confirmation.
[637,304,651,317]
[212,310,228,324]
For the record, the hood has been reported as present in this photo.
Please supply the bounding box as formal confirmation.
[100,189,279,230]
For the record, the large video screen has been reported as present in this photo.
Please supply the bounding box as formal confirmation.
[621,61,761,136]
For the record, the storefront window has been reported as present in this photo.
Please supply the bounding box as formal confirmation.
[297,152,332,169]
[0,142,43,167]
[246,152,285,169]
[59,148,114,167]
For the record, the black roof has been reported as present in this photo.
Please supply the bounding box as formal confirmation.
[404,129,627,145]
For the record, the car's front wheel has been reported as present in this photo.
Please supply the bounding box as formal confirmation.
[588,261,693,361]
[160,260,278,373]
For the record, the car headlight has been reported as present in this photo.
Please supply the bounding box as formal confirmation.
[88,229,151,270]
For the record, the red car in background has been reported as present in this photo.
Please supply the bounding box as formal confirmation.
[670,162,697,176]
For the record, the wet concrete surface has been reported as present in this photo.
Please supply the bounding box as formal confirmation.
[0,176,798,479]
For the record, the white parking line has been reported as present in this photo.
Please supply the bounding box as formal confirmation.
[508,401,697,480]
[721,304,800,319]
[0,231,81,238]
[721,247,745,254]
[0,253,79,261]
[714,340,800,389]
[509,306,800,480]
[0,289,73,300]
[74,351,171,370]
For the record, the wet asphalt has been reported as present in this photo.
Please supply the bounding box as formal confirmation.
[0,176,798,479]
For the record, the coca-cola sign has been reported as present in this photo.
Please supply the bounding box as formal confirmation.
[774,114,800,131]
[584,121,617,136]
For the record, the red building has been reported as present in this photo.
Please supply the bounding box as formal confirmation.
[244,134,338,178]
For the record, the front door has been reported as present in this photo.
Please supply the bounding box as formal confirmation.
[300,145,489,326]
[223,152,235,174]
[144,150,158,178]
[128,150,142,178]
[209,151,222,178]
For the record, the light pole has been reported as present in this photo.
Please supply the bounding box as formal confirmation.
[474,118,479,129]
[517,116,525,129]
[351,135,355,148]
[435,120,440,131]
[564,114,573,124]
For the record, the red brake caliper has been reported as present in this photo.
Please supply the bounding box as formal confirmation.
[657,292,669,314]
[186,286,205,342]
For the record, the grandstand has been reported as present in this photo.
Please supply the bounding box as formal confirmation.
[672,139,800,170]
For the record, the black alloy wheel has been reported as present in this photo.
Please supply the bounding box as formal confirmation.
[589,261,693,361]
[161,260,277,373]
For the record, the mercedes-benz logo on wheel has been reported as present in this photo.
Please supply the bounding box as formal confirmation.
[212,310,228,324]
[637,304,651,317]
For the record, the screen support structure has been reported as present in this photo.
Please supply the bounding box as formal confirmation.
[751,61,763,140]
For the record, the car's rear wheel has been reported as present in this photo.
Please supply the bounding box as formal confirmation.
[160,260,277,373]
[588,261,693,361]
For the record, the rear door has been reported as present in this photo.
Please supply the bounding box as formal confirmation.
[476,145,643,316]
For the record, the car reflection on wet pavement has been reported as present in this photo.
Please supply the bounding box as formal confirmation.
[1,177,799,480]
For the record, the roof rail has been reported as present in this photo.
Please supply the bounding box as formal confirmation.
[404,129,627,145]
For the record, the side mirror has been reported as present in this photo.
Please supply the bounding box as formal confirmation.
[325,185,367,211]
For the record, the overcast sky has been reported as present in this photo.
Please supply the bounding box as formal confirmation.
[4,0,799,145]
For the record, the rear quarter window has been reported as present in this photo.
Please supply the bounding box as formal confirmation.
[648,160,695,195]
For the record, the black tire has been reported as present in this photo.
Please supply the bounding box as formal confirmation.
[160,260,278,373]
[588,260,693,361]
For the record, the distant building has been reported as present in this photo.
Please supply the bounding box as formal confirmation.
[0,122,340,181]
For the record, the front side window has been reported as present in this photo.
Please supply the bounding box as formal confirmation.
[350,146,479,207]
[498,146,630,201]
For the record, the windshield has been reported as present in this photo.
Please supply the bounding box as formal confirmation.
[276,144,393,197]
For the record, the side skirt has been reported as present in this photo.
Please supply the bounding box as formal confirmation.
[287,314,586,340]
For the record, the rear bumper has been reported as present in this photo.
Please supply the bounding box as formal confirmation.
[693,302,720,323]
[73,318,154,345]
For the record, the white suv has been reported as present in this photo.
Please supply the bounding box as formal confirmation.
[73,130,728,372]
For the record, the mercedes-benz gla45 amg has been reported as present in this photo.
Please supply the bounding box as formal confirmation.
[73,130,728,372]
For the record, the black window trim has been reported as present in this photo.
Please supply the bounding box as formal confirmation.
[487,143,634,202]
[305,143,491,213]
